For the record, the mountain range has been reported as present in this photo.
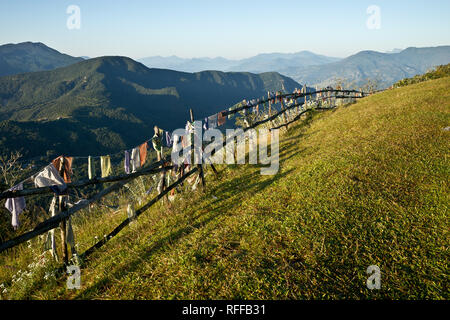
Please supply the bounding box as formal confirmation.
[139,46,450,88]
[2,42,449,89]
[138,51,341,73]
[0,42,449,160]
[0,55,300,159]
[282,46,450,88]
[0,42,84,77]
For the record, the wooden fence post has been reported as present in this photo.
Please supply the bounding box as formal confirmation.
[280,97,288,129]
[315,86,318,106]
[153,125,169,203]
[60,197,69,265]
[304,84,308,105]
[58,156,68,266]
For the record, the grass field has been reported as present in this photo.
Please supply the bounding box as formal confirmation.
[1,76,449,299]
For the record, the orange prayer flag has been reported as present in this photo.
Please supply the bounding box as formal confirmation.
[139,142,148,167]
[217,111,226,126]
[52,156,73,183]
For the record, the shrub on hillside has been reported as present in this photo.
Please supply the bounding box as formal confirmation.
[394,64,450,88]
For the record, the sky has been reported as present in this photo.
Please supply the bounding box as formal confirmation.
[1,0,449,60]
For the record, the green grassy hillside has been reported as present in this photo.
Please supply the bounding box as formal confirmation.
[0,76,448,299]
[394,63,450,87]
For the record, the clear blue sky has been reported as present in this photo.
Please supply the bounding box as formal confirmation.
[1,0,449,59]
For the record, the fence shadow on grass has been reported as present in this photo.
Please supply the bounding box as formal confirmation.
[72,167,295,298]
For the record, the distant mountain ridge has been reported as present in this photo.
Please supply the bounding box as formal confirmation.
[3,42,448,90]
[0,56,301,158]
[0,42,84,77]
[139,46,450,88]
[138,51,341,73]
[1,42,449,159]
[284,46,450,88]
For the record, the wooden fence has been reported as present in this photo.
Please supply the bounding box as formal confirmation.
[0,88,372,266]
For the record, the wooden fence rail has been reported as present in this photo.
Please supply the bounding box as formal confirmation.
[221,89,369,117]
[0,160,169,200]
[78,94,363,260]
[245,94,362,131]
[0,163,177,253]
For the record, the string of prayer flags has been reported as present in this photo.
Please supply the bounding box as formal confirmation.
[52,156,73,183]
[152,125,164,160]
[185,121,194,134]
[124,150,131,174]
[45,195,58,258]
[208,114,218,129]
[100,155,112,178]
[34,164,67,194]
[131,147,140,172]
[88,156,95,179]
[165,131,173,148]
[171,133,182,169]
[217,111,226,126]
[185,121,195,151]
[151,132,162,153]
[181,135,187,149]
[4,182,26,229]
[139,142,148,166]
